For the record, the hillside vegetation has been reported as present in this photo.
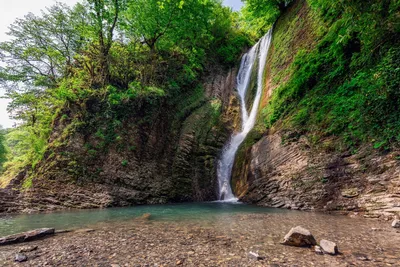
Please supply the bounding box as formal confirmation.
[0,0,249,186]
[244,0,400,151]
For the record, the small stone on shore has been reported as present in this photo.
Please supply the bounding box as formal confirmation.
[15,253,28,262]
[391,219,400,228]
[314,245,323,255]
[248,251,265,260]
[320,239,339,255]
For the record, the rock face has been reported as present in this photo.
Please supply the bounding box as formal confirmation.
[231,0,400,219]
[392,219,400,228]
[233,130,400,218]
[1,66,237,213]
[0,228,55,246]
[319,239,339,255]
[281,226,317,247]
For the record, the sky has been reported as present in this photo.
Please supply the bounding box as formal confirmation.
[0,0,243,129]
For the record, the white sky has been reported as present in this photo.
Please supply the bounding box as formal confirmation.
[0,0,80,128]
[0,0,242,129]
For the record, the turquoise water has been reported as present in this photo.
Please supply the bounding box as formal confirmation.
[0,202,288,236]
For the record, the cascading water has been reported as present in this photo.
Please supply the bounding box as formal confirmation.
[217,29,273,201]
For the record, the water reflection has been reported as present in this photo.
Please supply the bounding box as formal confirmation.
[0,203,288,236]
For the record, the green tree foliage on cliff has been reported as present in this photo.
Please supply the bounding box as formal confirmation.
[0,127,7,172]
[0,0,249,182]
[241,0,290,37]
[261,0,400,149]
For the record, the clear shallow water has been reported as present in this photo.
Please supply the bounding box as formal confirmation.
[0,202,289,236]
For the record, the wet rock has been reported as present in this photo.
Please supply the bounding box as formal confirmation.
[248,251,265,260]
[15,253,28,262]
[314,245,323,255]
[0,228,55,246]
[281,226,317,247]
[18,245,38,253]
[320,239,338,255]
[391,219,400,228]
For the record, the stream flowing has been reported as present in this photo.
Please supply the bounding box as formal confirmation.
[217,29,273,201]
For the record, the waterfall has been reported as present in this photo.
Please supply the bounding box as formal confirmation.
[217,29,273,201]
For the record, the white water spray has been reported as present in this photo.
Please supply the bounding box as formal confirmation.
[217,29,273,201]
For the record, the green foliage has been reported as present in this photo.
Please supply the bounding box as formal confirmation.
[241,0,291,37]
[0,0,249,183]
[263,0,400,149]
[0,127,7,172]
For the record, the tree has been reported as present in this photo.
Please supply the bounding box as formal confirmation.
[0,3,88,91]
[86,0,123,86]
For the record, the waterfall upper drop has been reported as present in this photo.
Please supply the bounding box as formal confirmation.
[217,29,273,201]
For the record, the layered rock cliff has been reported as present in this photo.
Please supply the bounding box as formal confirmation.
[0,66,239,213]
[232,0,400,219]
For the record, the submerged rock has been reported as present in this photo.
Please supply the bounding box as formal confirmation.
[0,228,55,246]
[15,253,28,262]
[281,226,316,247]
[141,213,152,220]
[392,219,400,228]
[320,239,339,255]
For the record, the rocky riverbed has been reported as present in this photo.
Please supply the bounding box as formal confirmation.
[1,211,400,266]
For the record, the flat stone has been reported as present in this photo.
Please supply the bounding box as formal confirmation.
[391,219,400,228]
[15,253,28,262]
[0,228,55,246]
[281,226,317,247]
[18,245,38,253]
[320,239,339,255]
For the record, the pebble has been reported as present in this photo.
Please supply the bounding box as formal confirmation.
[15,253,28,262]
[391,219,400,228]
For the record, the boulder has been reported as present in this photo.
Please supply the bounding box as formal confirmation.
[391,219,400,228]
[0,228,55,246]
[320,239,339,255]
[281,226,317,247]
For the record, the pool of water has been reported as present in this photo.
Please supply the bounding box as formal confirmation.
[0,202,289,236]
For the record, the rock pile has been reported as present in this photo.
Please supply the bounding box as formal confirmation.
[282,226,339,255]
